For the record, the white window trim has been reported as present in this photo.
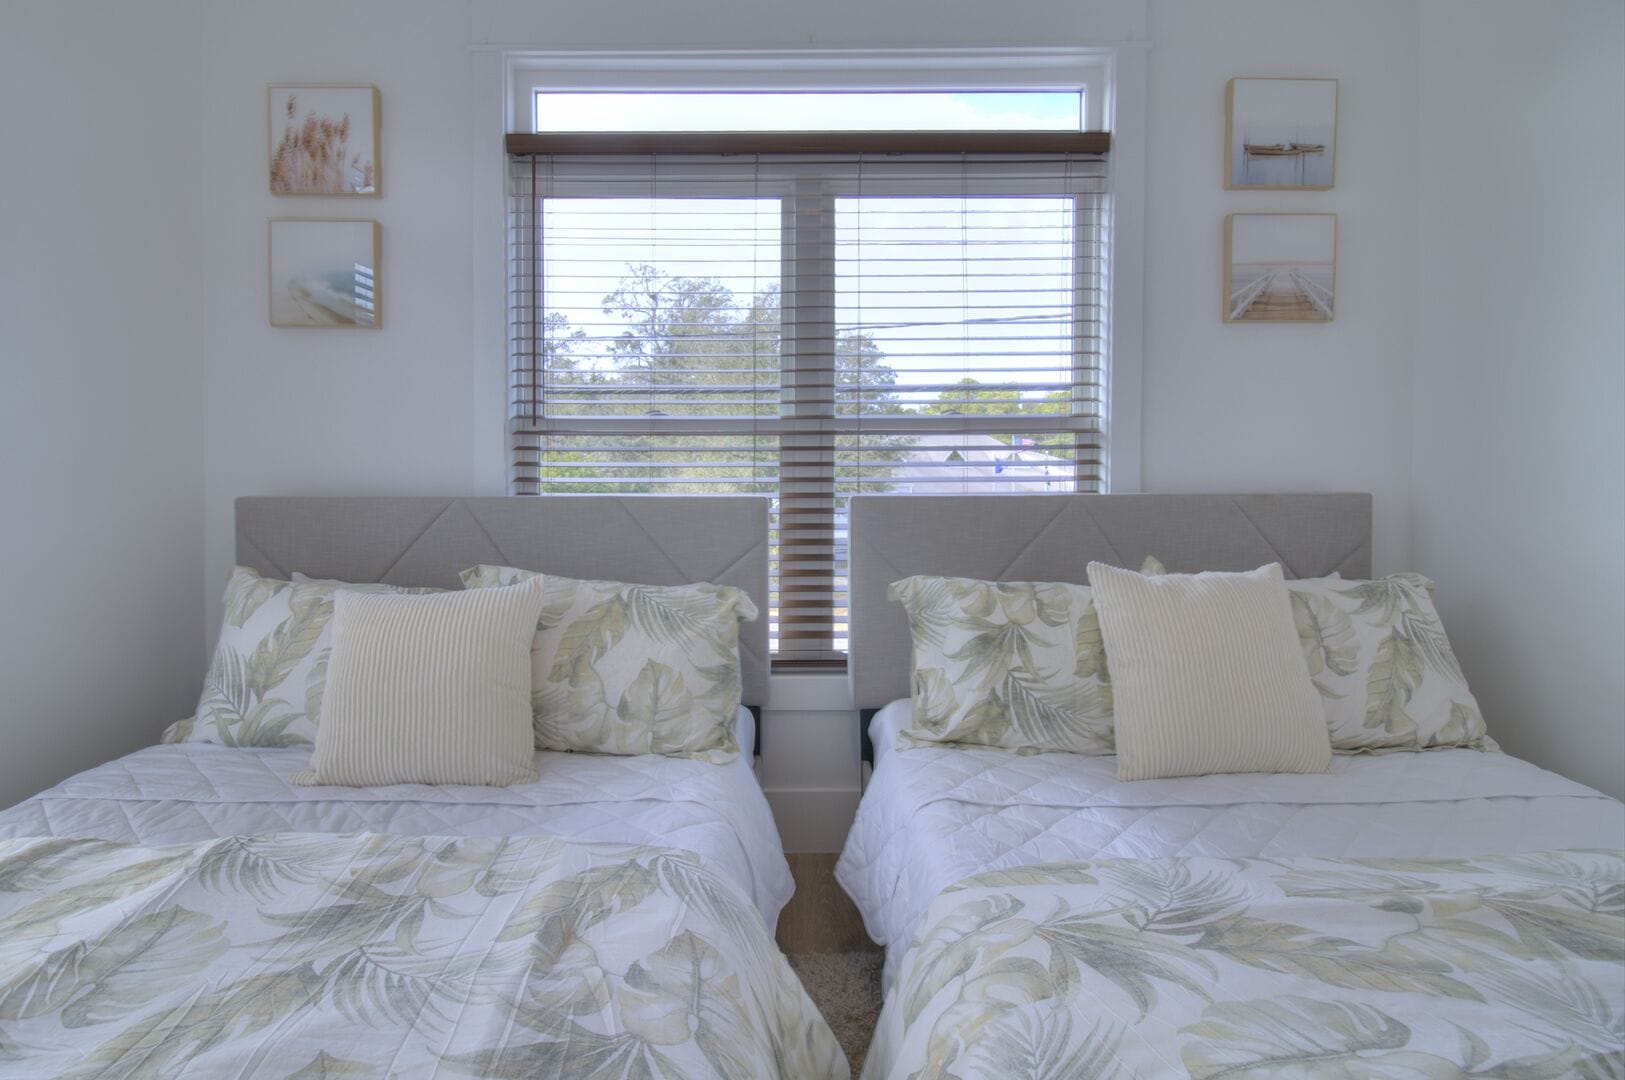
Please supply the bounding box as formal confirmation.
[467,45,1145,498]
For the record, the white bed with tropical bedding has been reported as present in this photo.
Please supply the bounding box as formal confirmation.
[0,711,843,1079]
[866,847,1623,1078]
[0,708,790,924]
[837,495,1624,1079]
[841,701,1625,986]
[0,729,847,1079]
[0,830,840,1078]
[843,707,1624,1077]
[0,496,847,1078]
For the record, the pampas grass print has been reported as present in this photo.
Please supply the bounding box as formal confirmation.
[271,93,375,194]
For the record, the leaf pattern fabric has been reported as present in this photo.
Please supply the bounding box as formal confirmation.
[894,566,1491,759]
[461,566,757,762]
[1287,573,1494,752]
[889,576,1114,755]
[869,849,1625,1079]
[167,568,438,748]
[0,833,845,1079]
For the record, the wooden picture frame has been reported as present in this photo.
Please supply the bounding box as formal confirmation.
[1224,213,1336,323]
[1225,77,1337,190]
[269,84,380,195]
[268,218,380,329]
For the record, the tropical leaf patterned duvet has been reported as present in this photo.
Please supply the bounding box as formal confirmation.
[0,833,845,1079]
[868,850,1624,1078]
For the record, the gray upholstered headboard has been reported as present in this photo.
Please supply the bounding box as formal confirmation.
[849,493,1372,751]
[235,496,772,709]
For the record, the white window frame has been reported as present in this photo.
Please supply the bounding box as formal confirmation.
[468,46,1145,498]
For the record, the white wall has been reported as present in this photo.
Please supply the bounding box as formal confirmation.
[1144,0,1420,574]
[0,1,206,807]
[1413,1,1625,799]
[200,0,476,641]
[470,0,1145,49]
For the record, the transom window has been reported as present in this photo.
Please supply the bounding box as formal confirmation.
[533,91,1083,132]
[507,91,1110,664]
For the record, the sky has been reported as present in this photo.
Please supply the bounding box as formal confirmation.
[1229,213,1336,266]
[534,91,1080,132]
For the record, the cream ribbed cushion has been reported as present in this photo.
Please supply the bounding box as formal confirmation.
[1088,561,1331,781]
[293,577,547,787]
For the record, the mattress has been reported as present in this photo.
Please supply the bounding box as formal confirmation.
[0,706,792,926]
[838,698,1625,981]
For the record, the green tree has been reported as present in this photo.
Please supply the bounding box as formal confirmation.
[537,264,910,493]
[922,377,1023,420]
[921,378,1075,452]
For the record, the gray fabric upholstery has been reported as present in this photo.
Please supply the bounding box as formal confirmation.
[235,496,771,707]
[848,493,1372,711]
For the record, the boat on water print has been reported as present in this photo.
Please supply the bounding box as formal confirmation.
[1227,78,1337,189]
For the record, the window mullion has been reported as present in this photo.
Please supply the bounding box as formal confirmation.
[777,184,838,659]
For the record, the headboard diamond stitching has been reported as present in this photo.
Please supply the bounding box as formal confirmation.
[1225,499,1300,577]
[848,493,1372,711]
[235,496,771,706]
[614,500,691,581]
[989,502,1076,582]
[461,504,515,567]
[373,501,463,583]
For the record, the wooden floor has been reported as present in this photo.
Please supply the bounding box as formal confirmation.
[776,852,882,954]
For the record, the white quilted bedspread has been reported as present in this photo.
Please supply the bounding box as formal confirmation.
[837,700,1625,982]
[0,732,792,926]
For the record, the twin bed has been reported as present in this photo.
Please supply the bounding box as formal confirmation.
[0,494,1619,1077]
[837,494,1624,1077]
[0,497,840,1078]
[2,497,790,923]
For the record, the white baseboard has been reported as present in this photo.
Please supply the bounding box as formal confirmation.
[764,787,862,853]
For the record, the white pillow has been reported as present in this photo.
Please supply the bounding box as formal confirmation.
[460,566,757,762]
[1287,573,1492,752]
[1089,561,1332,781]
[293,577,546,787]
[168,568,436,747]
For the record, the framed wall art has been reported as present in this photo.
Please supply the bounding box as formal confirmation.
[1225,78,1337,190]
[269,218,380,328]
[269,84,380,195]
[1224,213,1336,323]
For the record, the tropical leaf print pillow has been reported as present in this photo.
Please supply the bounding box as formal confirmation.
[1288,572,1493,752]
[889,575,1114,754]
[165,568,439,747]
[460,566,757,762]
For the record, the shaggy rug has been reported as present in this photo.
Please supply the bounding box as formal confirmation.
[788,950,885,1077]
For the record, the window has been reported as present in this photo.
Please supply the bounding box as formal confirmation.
[532,91,1083,132]
[507,94,1109,663]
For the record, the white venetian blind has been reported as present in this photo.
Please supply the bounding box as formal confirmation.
[508,134,1109,662]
